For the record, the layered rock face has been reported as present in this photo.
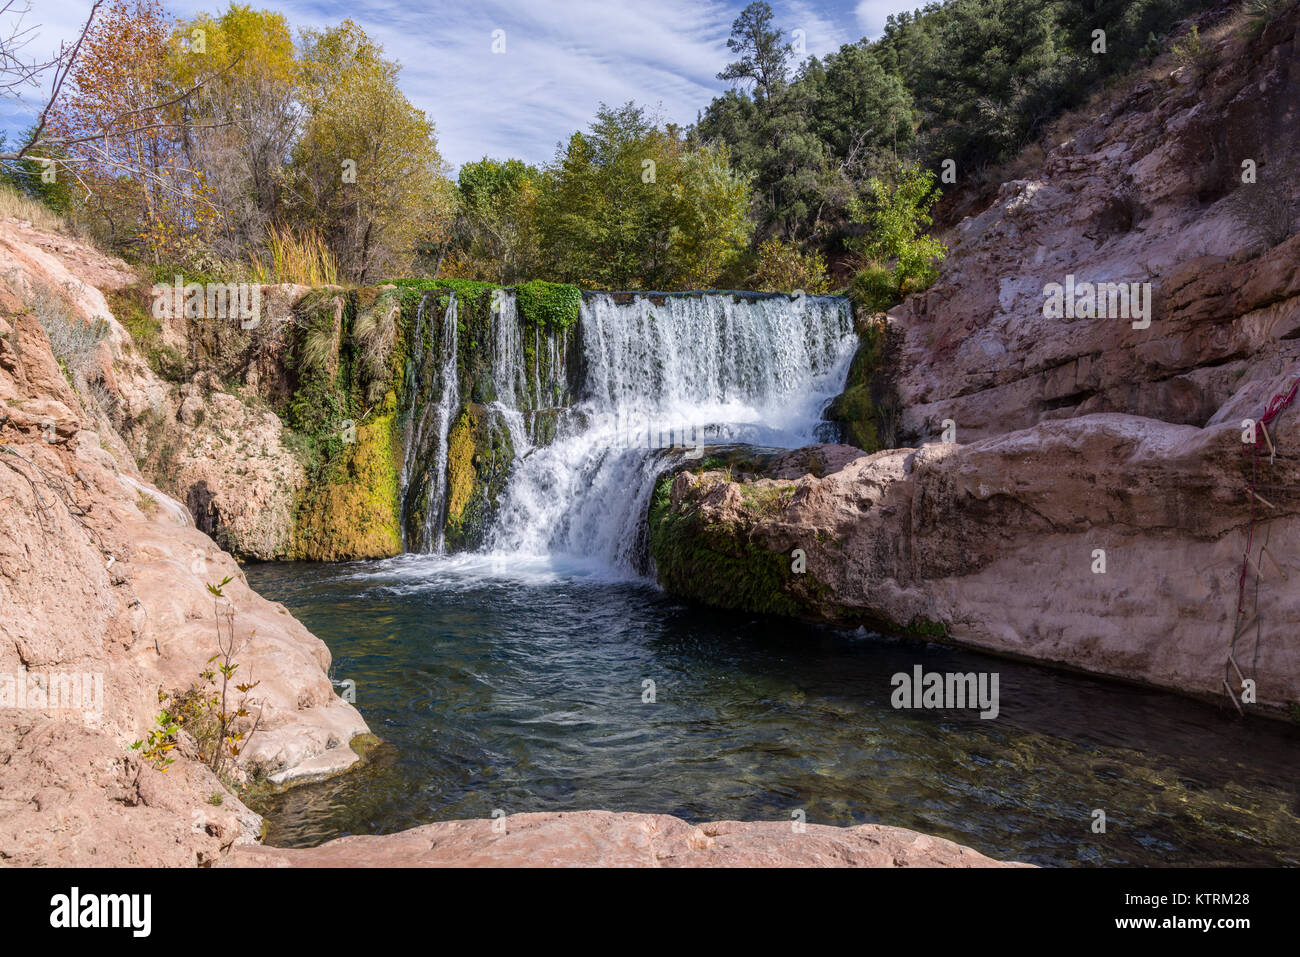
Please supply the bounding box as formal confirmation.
[648,11,1300,714]
[0,231,368,866]
[130,280,309,560]
[228,810,1025,868]
[896,12,1300,444]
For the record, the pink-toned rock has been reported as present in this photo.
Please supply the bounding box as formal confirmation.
[891,11,1300,445]
[652,409,1300,712]
[0,220,309,560]
[0,249,369,866]
[228,810,1026,868]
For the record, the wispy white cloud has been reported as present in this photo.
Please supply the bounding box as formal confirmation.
[783,0,856,64]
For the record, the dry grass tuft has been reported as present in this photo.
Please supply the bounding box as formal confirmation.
[248,224,340,286]
[0,182,71,234]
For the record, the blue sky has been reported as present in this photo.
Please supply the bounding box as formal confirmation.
[6,0,922,170]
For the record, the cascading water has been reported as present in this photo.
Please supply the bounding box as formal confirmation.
[484,291,857,573]
[396,288,855,572]
[400,292,460,553]
[399,286,575,554]
[485,288,571,448]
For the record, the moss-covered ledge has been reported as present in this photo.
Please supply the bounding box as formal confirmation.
[643,449,949,639]
[645,462,833,619]
[280,287,407,560]
[267,278,582,559]
[820,314,901,453]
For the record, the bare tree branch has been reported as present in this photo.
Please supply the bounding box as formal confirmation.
[16,0,104,159]
[0,1,57,96]
[3,120,235,160]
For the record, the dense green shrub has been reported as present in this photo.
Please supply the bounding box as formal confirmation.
[846,164,947,312]
[515,280,582,330]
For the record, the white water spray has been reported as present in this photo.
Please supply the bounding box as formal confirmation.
[485,292,856,574]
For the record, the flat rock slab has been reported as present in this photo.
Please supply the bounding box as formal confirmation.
[228,810,1028,868]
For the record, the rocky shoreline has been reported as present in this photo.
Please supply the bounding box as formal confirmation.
[0,220,1023,867]
[228,810,1027,868]
[0,226,368,866]
[3,5,1297,867]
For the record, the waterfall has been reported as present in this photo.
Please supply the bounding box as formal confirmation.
[485,292,856,573]
[485,289,570,450]
[399,287,574,553]
[427,295,460,552]
[399,292,460,553]
[398,289,855,572]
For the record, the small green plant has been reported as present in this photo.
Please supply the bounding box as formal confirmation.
[1171,25,1213,73]
[130,706,181,771]
[846,163,947,314]
[13,275,110,381]
[1141,30,1165,60]
[135,489,158,517]
[200,575,264,779]
[207,792,224,806]
[107,286,190,382]
[749,237,830,295]
[851,264,901,315]
[145,577,265,780]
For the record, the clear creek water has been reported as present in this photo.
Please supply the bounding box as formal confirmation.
[247,291,1300,866]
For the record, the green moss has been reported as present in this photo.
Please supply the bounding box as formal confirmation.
[646,472,826,618]
[291,391,403,560]
[823,317,894,452]
[387,277,581,332]
[349,733,382,761]
[108,286,189,382]
[441,402,515,551]
[286,289,350,455]
[444,408,477,536]
[903,616,949,638]
[736,481,795,516]
[515,279,581,330]
[386,277,499,301]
